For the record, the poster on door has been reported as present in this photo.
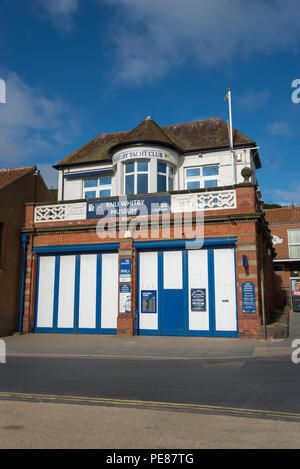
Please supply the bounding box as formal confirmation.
[191,289,206,312]
[120,284,131,313]
[291,279,300,312]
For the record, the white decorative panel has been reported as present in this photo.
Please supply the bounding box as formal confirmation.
[101,253,118,329]
[36,257,55,328]
[163,251,183,290]
[35,203,86,223]
[78,255,97,329]
[57,256,76,329]
[139,251,158,331]
[188,250,210,331]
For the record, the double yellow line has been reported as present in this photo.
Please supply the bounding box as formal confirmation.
[0,391,299,421]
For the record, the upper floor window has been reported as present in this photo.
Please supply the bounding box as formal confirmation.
[288,229,300,258]
[83,176,112,199]
[157,162,174,192]
[125,161,149,195]
[185,165,219,190]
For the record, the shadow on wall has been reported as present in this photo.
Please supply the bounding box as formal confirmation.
[273,274,289,310]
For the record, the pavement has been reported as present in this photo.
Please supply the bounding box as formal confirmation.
[2,310,300,361]
[1,399,299,449]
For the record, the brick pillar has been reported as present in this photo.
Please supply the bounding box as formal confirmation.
[117,238,136,336]
[236,243,263,339]
[22,234,37,333]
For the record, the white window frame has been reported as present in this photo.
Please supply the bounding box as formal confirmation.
[157,162,174,192]
[288,229,300,259]
[124,161,149,195]
[185,165,219,190]
[83,176,112,199]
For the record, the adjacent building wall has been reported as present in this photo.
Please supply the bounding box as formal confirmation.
[0,172,53,336]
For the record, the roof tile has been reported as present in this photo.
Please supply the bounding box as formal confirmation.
[0,166,35,191]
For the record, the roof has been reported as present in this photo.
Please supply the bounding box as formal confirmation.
[265,207,300,225]
[0,166,36,191]
[56,117,258,168]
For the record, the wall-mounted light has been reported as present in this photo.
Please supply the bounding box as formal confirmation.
[242,255,248,268]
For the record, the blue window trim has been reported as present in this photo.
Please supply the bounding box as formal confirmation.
[133,237,237,250]
[64,170,113,179]
[34,243,120,255]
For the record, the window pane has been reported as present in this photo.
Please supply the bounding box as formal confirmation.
[84,178,98,188]
[100,189,111,198]
[125,174,135,195]
[290,245,300,258]
[125,162,134,174]
[158,162,167,174]
[157,174,167,192]
[99,177,112,186]
[137,174,148,194]
[187,181,201,190]
[203,166,219,176]
[85,191,96,199]
[168,166,174,176]
[137,161,148,172]
[289,230,300,244]
[168,177,173,192]
[204,179,218,188]
[186,168,201,178]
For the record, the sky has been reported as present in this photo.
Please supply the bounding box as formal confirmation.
[0,0,300,205]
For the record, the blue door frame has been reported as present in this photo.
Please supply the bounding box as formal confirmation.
[136,240,238,338]
[34,244,119,334]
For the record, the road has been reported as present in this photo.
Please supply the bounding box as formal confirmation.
[0,355,299,416]
[0,355,299,448]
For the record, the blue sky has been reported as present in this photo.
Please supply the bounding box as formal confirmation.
[0,0,300,205]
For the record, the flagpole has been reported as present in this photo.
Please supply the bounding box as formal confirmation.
[226,88,236,184]
[228,88,233,151]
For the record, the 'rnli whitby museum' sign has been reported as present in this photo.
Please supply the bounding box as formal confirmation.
[87,195,171,219]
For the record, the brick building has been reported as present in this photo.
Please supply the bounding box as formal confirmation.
[0,166,53,336]
[21,117,274,338]
[265,207,300,311]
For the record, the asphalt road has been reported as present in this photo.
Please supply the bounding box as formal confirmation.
[0,356,299,420]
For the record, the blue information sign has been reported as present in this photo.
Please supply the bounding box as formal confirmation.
[87,195,171,219]
[242,282,256,314]
[191,289,206,312]
[141,290,157,314]
[120,258,132,282]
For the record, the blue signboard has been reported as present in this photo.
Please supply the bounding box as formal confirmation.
[242,282,256,314]
[87,195,171,219]
[120,258,132,282]
[141,290,157,314]
[191,289,206,312]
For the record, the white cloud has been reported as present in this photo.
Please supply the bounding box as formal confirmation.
[100,0,300,85]
[268,121,292,137]
[238,89,270,112]
[264,186,300,206]
[0,70,79,180]
[36,0,79,31]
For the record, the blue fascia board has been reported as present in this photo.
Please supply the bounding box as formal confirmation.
[34,243,120,254]
[134,237,237,250]
[64,170,113,179]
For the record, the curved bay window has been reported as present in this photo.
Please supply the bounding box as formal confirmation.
[125,161,149,195]
[157,162,174,192]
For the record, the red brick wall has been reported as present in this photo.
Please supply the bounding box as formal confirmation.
[22,185,273,338]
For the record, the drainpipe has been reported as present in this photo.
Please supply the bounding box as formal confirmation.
[19,234,29,333]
